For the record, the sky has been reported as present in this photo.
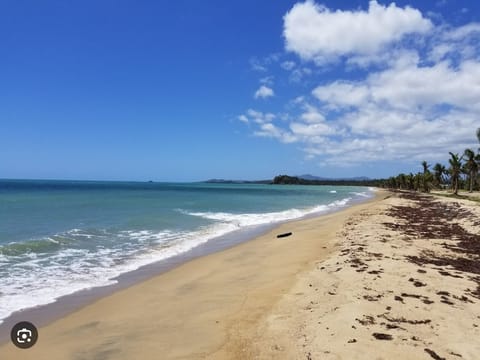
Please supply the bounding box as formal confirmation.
[1,0,479,181]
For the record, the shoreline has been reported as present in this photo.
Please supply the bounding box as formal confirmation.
[0,221,276,343]
[0,192,383,359]
[0,189,377,348]
[3,189,478,359]
[246,190,480,359]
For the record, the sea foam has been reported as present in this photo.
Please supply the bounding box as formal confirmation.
[0,192,367,324]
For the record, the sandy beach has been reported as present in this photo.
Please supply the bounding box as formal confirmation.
[248,191,480,360]
[2,190,480,360]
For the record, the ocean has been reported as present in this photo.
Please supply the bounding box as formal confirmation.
[0,179,373,324]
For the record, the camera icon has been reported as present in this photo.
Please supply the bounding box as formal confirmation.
[11,321,38,349]
[17,328,33,343]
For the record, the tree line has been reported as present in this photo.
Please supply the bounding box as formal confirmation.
[382,128,480,195]
[271,175,385,187]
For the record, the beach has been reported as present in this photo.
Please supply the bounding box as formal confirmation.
[2,190,480,359]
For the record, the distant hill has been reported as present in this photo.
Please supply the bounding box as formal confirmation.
[298,174,371,181]
[273,175,381,186]
[204,179,271,184]
[204,175,378,186]
[297,174,329,181]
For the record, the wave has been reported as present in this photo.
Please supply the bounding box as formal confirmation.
[0,228,115,258]
[0,192,369,324]
[0,223,239,324]
[0,237,74,257]
[349,191,371,198]
[181,197,353,227]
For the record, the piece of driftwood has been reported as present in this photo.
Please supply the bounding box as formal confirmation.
[276,232,292,238]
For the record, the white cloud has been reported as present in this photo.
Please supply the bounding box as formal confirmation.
[254,123,282,138]
[313,81,370,108]
[260,76,274,86]
[249,53,282,72]
[254,85,274,99]
[347,48,420,69]
[313,58,480,112]
[239,2,480,169]
[427,43,455,62]
[300,106,325,123]
[290,122,335,136]
[254,123,297,143]
[245,109,275,124]
[426,23,480,63]
[281,61,296,70]
[249,57,267,72]
[283,0,432,64]
[242,54,480,165]
[443,23,480,40]
[237,115,249,124]
[289,67,312,83]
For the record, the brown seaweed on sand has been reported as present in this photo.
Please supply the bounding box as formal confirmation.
[383,192,480,298]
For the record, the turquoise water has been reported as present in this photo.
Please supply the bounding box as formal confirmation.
[0,179,373,323]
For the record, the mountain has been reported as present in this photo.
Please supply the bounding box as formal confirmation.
[204,175,374,186]
[298,174,329,181]
[298,174,371,181]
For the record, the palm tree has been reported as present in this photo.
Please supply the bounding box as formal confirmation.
[448,152,462,195]
[397,173,407,189]
[421,161,430,174]
[421,161,432,192]
[433,163,446,188]
[414,173,422,192]
[463,149,478,192]
[407,173,415,190]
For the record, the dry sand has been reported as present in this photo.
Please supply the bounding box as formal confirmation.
[247,191,480,360]
[2,190,479,360]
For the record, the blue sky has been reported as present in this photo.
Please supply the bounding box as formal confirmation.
[1,0,479,181]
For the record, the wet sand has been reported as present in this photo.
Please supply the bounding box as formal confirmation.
[2,190,479,359]
[0,193,382,360]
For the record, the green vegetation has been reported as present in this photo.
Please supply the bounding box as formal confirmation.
[272,175,384,187]
[212,130,480,192]
[382,129,480,194]
[271,129,480,194]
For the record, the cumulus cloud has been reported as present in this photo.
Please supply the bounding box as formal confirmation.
[238,1,480,169]
[244,62,479,165]
[289,67,312,83]
[237,109,296,143]
[254,85,274,99]
[244,109,276,124]
[300,106,325,123]
[283,0,432,64]
[254,123,297,143]
[312,58,480,112]
[246,52,480,164]
[237,115,249,124]
[444,23,480,40]
[296,56,480,163]
[313,81,370,108]
[290,122,335,137]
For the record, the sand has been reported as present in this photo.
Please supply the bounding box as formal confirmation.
[2,190,479,360]
[247,191,480,360]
